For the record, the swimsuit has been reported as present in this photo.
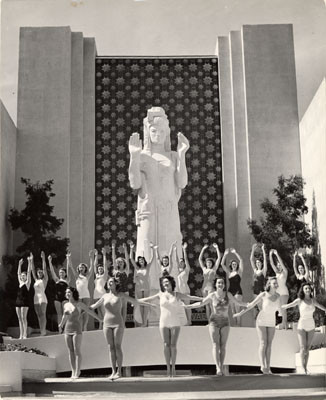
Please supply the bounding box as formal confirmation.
[134,268,150,292]
[253,272,265,295]
[297,300,315,331]
[228,273,242,296]
[55,280,68,302]
[256,293,280,327]
[103,294,123,328]
[177,270,190,294]
[76,275,90,299]
[209,292,230,329]
[16,282,30,307]
[295,276,307,294]
[276,271,289,296]
[94,274,106,299]
[202,268,216,293]
[113,270,129,293]
[159,291,183,328]
[33,279,48,304]
[64,304,82,335]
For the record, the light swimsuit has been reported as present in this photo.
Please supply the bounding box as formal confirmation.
[276,271,289,296]
[177,270,190,295]
[64,303,82,335]
[134,268,150,293]
[76,275,90,299]
[202,268,216,293]
[297,300,315,331]
[103,294,123,329]
[209,292,230,329]
[256,293,281,327]
[159,291,183,328]
[34,279,47,304]
[94,274,106,299]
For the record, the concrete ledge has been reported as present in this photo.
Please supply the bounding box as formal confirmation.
[296,348,326,374]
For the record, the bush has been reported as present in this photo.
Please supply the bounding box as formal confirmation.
[0,343,48,356]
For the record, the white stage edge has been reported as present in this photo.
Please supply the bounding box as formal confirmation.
[4,326,318,373]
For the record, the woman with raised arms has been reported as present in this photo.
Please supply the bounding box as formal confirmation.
[31,251,48,336]
[16,257,32,339]
[293,251,310,294]
[93,248,108,329]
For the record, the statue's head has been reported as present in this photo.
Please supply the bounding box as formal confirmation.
[143,107,171,152]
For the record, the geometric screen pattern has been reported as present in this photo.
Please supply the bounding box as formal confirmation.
[95,57,224,321]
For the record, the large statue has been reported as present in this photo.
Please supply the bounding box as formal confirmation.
[128,107,190,289]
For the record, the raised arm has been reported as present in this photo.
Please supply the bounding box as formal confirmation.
[293,250,299,277]
[129,242,138,269]
[122,243,130,275]
[112,242,117,268]
[299,253,309,280]
[30,253,37,281]
[269,249,278,274]
[250,244,258,272]
[220,248,230,275]
[168,242,176,274]
[198,244,209,270]
[183,243,190,273]
[281,298,300,310]
[40,251,48,285]
[26,257,32,288]
[48,255,59,283]
[93,249,99,277]
[275,250,287,276]
[212,243,221,271]
[128,132,142,190]
[17,258,24,281]
[231,248,243,276]
[175,132,189,189]
[66,251,77,281]
[262,244,267,277]
[87,249,95,279]
[102,247,108,280]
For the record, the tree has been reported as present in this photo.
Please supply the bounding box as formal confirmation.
[247,175,318,323]
[8,178,69,266]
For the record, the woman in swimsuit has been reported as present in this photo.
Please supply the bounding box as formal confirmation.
[234,277,281,374]
[16,257,32,339]
[91,276,153,380]
[221,248,244,326]
[139,275,202,377]
[59,286,102,379]
[111,242,131,324]
[130,242,154,327]
[153,243,174,277]
[281,282,326,374]
[48,252,70,330]
[293,251,310,295]
[250,244,267,316]
[173,242,192,325]
[185,276,246,375]
[199,243,221,320]
[67,250,94,331]
[270,249,288,329]
[93,248,108,329]
[31,252,48,336]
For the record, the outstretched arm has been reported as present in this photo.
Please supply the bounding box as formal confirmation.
[120,293,155,308]
[233,292,265,318]
[228,292,247,307]
[177,293,203,302]
[314,300,326,313]
[281,298,300,310]
[79,301,103,322]
[90,297,104,310]
[184,294,212,309]
[198,244,209,270]
[48,255,59,283]
[212,243,221,271]
[138,293,160,303]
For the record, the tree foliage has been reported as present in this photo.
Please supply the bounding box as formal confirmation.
[8,178,69,266]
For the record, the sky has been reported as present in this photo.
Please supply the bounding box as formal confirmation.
[1,0,326,123]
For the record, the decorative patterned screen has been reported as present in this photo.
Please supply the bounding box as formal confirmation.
[95,57,224,322]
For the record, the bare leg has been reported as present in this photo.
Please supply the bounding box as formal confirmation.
[220,325,230,375]
[81,298,90,331]
[72,334,83,378]
[121,295,128,325]
[256,326,268,373]
[202,289,211,320]
[16,308,23,339]
[40,303,47,335]
[233,294,243,326]
[22,307,29,338]
[65,334,76,378]
[305,330,315,373]
[265,327,276,372]
[160,327,171,376]
[170,327,180,377]
[297,329,306,373]
[54,300,65,330]
[208,324,221,374]
[279,295,289,329]
[104,327,116,379]
[113,325,125,379]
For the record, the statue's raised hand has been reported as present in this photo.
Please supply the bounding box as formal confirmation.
[129,133,142,156]
[177,132,190,156]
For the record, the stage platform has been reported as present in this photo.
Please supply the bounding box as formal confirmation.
[4,326,322,373]
[16,375,326,400]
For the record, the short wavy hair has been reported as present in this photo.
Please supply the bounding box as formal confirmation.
[159,275,176,292]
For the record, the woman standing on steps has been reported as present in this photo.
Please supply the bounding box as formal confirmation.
[48,253,70,330]
[16,257,32,339]
[139,275,202,377]
[184,277,247,376]
[59,287,102,379]
[91,276,153,380]
[31,251,48,336]
[281,282,326,374]
[293,251,310,294]
[234,277,281,374]
[93,248,108,329]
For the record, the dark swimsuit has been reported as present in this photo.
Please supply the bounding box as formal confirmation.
[55,280,68,302]
[253,273,265,295]
[16,283,30,307]
[228,274,242,296]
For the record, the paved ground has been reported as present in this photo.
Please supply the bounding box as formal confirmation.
[1,374,324,399]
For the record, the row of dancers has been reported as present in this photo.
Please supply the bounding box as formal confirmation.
[59,273,325,379]
[15,242,311,339]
